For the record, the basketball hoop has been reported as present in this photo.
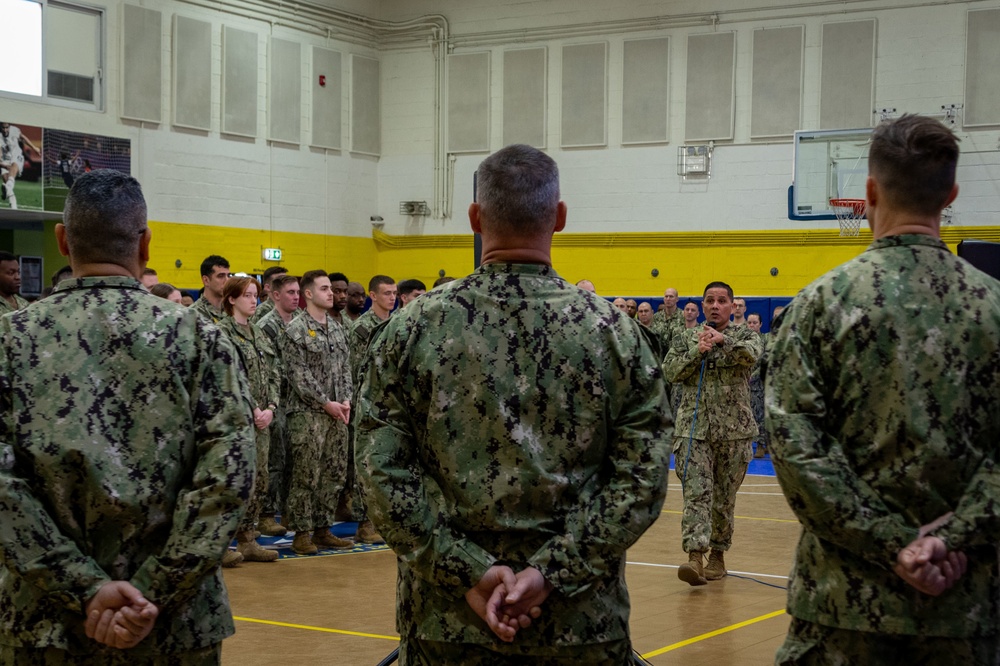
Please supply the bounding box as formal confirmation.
[830,198,866,237]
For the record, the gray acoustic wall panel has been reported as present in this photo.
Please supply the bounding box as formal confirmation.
[685,32,736,142]
[172,15,212,131]
[122,4,162,122]
[965,9,1000,127]
[351,55,380,156]
[622,37,670,145]
[269,37,301,144]
[561,42,607,148]
[820,20,876,130]
[312,46,342,149]
[503,48,546,148]
[751,26,803,138]
[222,26,258,137]
[448,52,490,153]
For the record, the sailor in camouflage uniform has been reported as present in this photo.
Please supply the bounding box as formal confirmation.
[254,275,301,537]
[664,281,761,586]
[649,286,683,354]
[746,312,768,458]
[357,144,672,665]
[0,251,29,316]
[0,171,255,664]
[191,255,230,325]
[219,277,282,563]
[281,270,354,555]
[767,115,1000,664]
[346,275,395,544]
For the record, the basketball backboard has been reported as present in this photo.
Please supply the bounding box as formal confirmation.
[788,127,872,221]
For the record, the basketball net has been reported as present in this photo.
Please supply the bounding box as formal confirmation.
[830,198,866,237]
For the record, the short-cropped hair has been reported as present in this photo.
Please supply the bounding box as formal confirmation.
[397,279,426,296]
[301,270,328,295]
[476,144,559,235]
[368,275,394,293]
[869,114,959,216]
[703,281,734,300]
[200,255,230,277]
[63,170,148,266]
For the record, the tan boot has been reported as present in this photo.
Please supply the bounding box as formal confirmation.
[704,549,727,580]
[677,551,708,586]
[221,549,243,568]
[292,531,319,555]
[312,528,353,550]
[258,517,289,537]
[355,519,385,545]
[236,530,279,562]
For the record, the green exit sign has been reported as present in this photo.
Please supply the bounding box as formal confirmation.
[263,248,282,261]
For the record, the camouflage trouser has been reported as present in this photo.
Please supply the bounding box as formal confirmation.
[399,637,632,665]
[673,436,752,553]
[0,643,221,665]
[750,375,767,447]
[238,426,270,532]
[335,423,367,522]
[776,617,1000,665]
[670,383,682,419]
[263,407,288,516]
[285,411,348,533]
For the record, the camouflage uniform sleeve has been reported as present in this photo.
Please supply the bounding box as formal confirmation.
[663,327,703,383]
[283,326,331,409]
[765,298,920,565]
[526,338,672,596]
[357,323,495,598]
[932,467,1000,550]
[129,326,256,608]
[348,320,370,382]
[727,326,762,366]
[0,322,111,613]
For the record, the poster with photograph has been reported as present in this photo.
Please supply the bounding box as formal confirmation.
[43,128,131,213]
[0,122,44,211]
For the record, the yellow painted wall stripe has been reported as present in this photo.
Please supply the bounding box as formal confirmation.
[640,609,787,658]
[661,509,799,524]
[233,616,399,641]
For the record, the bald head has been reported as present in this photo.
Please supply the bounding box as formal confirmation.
[576,279,596,294]
[663,287,679,314]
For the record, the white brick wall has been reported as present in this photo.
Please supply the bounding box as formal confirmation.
[4,0,997,237]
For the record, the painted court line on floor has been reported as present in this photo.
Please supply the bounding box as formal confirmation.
[233,616,399,641]
[661,509,798,524]
[640,609,787,658]
[626,560,790,580]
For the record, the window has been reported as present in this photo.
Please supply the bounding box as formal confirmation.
[0,0,104,110]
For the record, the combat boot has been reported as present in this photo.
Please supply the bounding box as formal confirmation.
[312,528,353,550]
[677,551,708,586]
[221,549,243,568]
[355,519,385,545]
[258,516,289,537]
[236,531,279,562]
[704,549,727,580]
[292,531,319,555]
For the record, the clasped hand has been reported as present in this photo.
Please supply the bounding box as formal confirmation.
[84,581,159,649]
[464,565,553,643]
[698,324,723,354]
[894,513,967,596]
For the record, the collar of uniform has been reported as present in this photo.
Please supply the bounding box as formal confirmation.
[51,275,146,293]
[865,233,949,254]
[475,262,560,279]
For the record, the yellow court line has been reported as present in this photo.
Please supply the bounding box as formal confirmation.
[233,616,399,642]
[641,609,787,658]
[661,509,798,524]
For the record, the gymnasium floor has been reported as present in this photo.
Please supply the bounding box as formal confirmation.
[221,461,796,665]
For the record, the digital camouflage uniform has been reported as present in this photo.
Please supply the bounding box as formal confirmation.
[0,277,255,662]
[249,298,274,325]
[749,332,770,451]
[345,308,390,520]
[281,312,352,533]
[218,317,280,532]
[357,263,672,662]
[649,308,683,355]
[0,294,29,317]
[255,308,297,518]
[766,235,1000,663]
[192,295,226,326]
[664,323,760,554]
